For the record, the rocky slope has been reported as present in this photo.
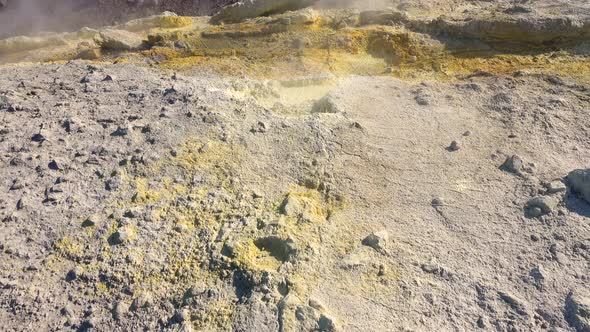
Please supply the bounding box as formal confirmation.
[0,1,589,332]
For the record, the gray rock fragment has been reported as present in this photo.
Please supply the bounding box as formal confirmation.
[568,169,590,204]
[317,313,338,332]
[527,196,558,215]
[112,226,135,245]
[281,196,303,216]
[113,301,129,320]
[498,291,529,316]
[131,292,153,311]
[565,289,590,332]
[501,155,523,174]
[546,180,567,194]
[362,230,389,252]
[448,140,461,151]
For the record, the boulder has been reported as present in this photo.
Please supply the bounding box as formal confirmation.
[211,0,319,24]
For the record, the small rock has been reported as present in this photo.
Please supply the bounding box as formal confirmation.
[112,226,136,245]
[174,40,189,49]
[378,264,387,276]
[111,125,130,137]
[546,180,567,194]
[568,169,590,204]
[103,74,115,81]
[281,196,303,216]
[502,155,524,174]
[431,197,445,207]
[362,230,389,252]
[421,260,443,275]
[498,291,529,316]
[174,223,189,233]
[527,196,558,215]
[105,177,122,191]
[9,179,24,190]
[529,207,543,218]
[250,121,267,133]
[172,308,191,323]
[80,318,95,330]
[31,133,46,142]
[317,313,338,332]
[82,214,100,227]
[308,298,324,311]
[61,305,75,318]
[113,301,129,320]
[48,159,64,171]
[62,117,84,133]
[529,265,546,287]
[131,292,153,311]
[0,278,19,289]
[477,316,486,328]
[565,289,590,332]
[448,140,461,151]
[66,266,84,281]
[415,94,429,106]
